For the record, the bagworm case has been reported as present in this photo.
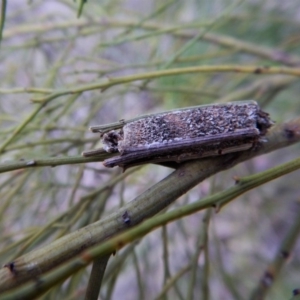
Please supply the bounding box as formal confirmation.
[83,101,272,168]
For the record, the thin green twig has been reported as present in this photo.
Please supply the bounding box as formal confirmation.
[0,0,7,45]
[31,65,300,103]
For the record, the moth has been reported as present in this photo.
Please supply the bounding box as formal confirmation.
[82,101,272,168]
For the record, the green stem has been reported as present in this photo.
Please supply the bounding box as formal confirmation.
[1,118,300,297]
[2,153,300,299]
[32,65,300,103]
[0,0,6,45]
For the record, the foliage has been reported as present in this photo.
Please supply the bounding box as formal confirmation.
[0,1,300,299]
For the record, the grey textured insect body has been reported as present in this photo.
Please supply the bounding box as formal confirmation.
[83,101,272,168]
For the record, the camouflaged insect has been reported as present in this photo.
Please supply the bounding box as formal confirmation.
[83,101,272,168]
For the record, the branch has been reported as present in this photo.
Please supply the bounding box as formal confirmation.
[31,65,300,103]
[249,207,300,300]
[0,117,300,297]
[0,152,109,174]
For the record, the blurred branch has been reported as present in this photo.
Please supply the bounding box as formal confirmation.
[155,264,191,300]
[4,17,300,66]
[0,0,7,45]
[4,137,97,152]
[77,0,86,18]
[249,206,300,300]
[218,75,297,103]
[84,255,110,300]
[1,117,300,298]
[0,48,77,154]
[0,153,109,174]
[202,32,300,67]
[31,65,300,103]
[0,87,53,94]
[201,209,212,300]
[155,0,244,70]
[11,168,136,260]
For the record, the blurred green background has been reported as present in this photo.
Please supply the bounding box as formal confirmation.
[0,1,300,299]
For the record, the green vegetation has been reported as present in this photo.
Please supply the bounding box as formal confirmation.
[0,1,300,299]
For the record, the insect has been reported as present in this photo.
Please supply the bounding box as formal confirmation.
[82,101,272,168]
